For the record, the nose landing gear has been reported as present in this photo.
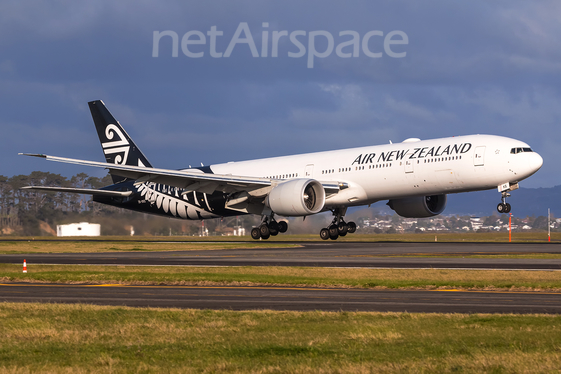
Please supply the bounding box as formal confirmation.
[497,183,518,214]
[497,192,511,214]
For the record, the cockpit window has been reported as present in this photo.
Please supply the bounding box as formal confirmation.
[510,147,533,154]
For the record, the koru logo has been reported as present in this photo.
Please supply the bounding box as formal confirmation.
[101,124,130,165]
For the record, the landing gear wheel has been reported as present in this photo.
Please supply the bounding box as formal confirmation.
[347,221,357,234]
[268,221,279,236]
[251,227,261,240]
[497,203,507,213]
[320,228,330,240]
[278,221,288,233]
[259,224,270,239]
[337,222,348,236]
[504,203,511,213]
[328,225,339,240]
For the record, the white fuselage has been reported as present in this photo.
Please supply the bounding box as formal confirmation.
[206,134,543,208]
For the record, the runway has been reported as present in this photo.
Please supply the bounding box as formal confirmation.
[1,242,560,270]
[1,283,561,314]
[1,242,560,313]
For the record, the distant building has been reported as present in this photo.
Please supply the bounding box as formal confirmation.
[57,222,101,237]
[470,217,482,230]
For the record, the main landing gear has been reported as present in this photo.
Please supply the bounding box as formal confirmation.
[319,208,357,240]
[251,214,288,240]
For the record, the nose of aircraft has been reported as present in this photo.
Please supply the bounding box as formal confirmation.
[526,152,543,175]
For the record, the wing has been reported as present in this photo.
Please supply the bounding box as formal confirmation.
[20,153,276,196]
[20,153,345,197]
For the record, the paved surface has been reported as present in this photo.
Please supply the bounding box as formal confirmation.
[1,282,560,314]
[1,242,560,270]
[2,242,560,313]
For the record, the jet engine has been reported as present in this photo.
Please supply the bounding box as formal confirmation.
[387,194,447,218]
[265,179,325,216]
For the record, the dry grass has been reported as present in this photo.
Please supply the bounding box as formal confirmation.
[1,303,560,373]
[0,240,298,253]
[0,231,559,248]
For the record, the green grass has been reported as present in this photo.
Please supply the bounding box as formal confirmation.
[2,264,561,291]
[1,303,560,373]
[0,240,299,253]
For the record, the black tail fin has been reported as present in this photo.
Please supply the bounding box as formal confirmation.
[89,100,153,182]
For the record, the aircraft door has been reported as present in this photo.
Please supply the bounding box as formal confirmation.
[305,164,314,177]
[404,159,414,174]
[474,146,486,166]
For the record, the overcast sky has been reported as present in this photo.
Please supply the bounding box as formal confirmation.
[1,0,559,188]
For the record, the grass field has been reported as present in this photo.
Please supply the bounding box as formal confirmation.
[0,240,300,253]
[1,237,560,372]
[2,264,561,291]
[0,232,558,254]
[0,231,559,245]
[1,303,560,373]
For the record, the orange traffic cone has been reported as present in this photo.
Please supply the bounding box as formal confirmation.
[23,259,27,273]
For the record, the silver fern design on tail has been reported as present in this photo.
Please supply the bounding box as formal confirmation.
[102,124,130,165]
[136,182,218,219]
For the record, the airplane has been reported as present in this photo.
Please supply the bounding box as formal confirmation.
[20,100,543,240]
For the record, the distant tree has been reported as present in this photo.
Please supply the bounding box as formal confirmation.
[533,216,548,230]
[484,215,498,226]
[385,226,397,234]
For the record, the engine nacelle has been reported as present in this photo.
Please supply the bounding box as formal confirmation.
[266,179,325,216]
[387,194,447,218]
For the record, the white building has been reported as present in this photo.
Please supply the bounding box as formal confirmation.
[57,222,101,237]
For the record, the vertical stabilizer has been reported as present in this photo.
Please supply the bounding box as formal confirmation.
[89,100,152,182]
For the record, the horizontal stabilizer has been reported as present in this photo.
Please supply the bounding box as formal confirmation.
[21,186,133,197]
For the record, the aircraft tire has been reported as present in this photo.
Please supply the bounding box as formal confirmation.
[337,222,348,235]
[347,221,357,233]
[320,228,330,240]
[278,221,288,233]
[251,227,261,240]
[268,221,279,236]
[259,224,270,238]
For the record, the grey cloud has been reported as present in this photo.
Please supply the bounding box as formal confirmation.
[1,0,559,189]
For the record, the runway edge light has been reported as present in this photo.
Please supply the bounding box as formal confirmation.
[23,259,27,273]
